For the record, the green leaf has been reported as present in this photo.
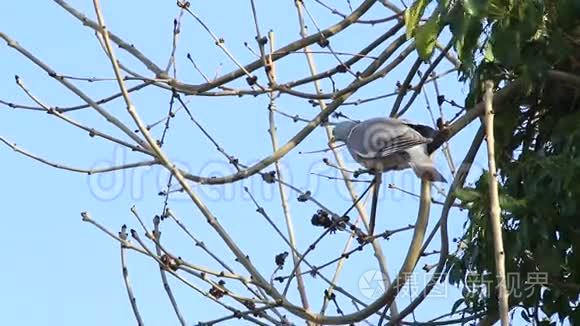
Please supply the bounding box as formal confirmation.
[499,194,526,211]
[463,0,488,17]
[448,11,482,75]
[548,30,573,63]
[455,188,481,202]
[491,25,521,66]
[558,0,580,30]
[483,42,494,62]
[461,15,483,64]
[415,14,442,60]
[488,0,509,19]
[405,0,431,38]
[448,8,466,44]
[517,1,543,41]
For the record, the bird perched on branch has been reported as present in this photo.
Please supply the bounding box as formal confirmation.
[332,117,446,183]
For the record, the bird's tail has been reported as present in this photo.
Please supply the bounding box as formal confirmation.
[409,162,447,183]
[407,146,447,183]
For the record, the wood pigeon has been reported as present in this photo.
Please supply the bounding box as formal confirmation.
[332,117,446,182]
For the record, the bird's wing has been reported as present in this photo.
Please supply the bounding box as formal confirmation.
[375,131,431,158]
[347,118,431,159]
[404,122,438,139]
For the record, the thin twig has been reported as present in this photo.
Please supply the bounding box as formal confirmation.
[14,76,150,154]
[119,226,145,326]
[293,2,402,319]
[152,217,187,325]
[389,126,485,325]
[91,2,282,319]
[0,136,156,174]
[0,32,149,149]
[266,45,311,310]
[319,195,370,315]
[397,41,453,117]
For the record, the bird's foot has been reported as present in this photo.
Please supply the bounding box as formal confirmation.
[353,168,372,178]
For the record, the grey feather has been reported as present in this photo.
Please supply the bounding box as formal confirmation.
[332,117,446,182]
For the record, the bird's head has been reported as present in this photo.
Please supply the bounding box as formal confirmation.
[332,121,357,142]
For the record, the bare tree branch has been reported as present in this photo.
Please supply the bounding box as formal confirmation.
[483,80,509,326]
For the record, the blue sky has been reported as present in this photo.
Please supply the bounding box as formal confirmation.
[0,1,512,325]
